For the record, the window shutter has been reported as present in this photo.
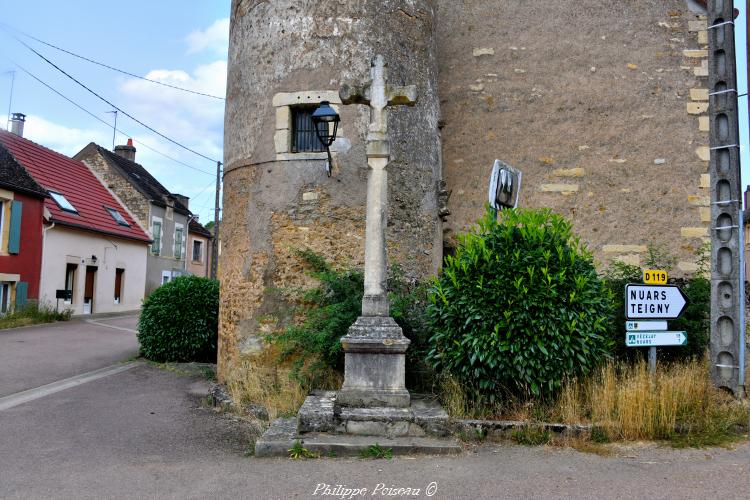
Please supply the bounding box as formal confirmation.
[15,282,28,310]
[8,200,23,254]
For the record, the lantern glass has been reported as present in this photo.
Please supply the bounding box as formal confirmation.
[311,101,340,147]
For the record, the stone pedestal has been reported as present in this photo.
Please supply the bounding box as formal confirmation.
[337,316,410,408]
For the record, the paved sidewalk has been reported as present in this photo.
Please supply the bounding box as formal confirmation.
[0,315,139,397]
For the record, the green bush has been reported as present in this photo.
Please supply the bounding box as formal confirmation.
[272,251,433,389]
[137,276,219,362]
[426,207,613,400]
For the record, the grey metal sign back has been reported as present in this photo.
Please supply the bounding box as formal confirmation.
[488,160,522,210]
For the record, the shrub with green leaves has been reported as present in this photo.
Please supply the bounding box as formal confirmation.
[138,276,219,362]
[272,251,433,390]
[427,207,613,399]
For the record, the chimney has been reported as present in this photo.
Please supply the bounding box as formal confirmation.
[114,138,136,162]
[10,113,25,137]
[172,193,190,210]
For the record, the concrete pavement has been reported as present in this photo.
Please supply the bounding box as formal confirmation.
[0,315,139,397]
[2,315,750,499]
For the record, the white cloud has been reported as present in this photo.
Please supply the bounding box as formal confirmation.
[21,115,110,157]
[185,18,230,55]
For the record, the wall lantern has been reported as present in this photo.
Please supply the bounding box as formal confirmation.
[91,255,98,263]
[311,101,340,177]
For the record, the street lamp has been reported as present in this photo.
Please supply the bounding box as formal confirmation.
[311,101,340,177]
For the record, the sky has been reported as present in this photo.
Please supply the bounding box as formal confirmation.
[0,1,747,227]
[0,0,229,225]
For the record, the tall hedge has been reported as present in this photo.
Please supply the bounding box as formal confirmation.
[138,276,219,362]
[427,208,613,399]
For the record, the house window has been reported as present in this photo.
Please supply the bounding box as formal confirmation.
[192,240,203,263]
[114,268,124,304]
[0,282,10,314]
[64,263,77,304]
[152,219,162,255]
[161,270,172,285]
[49,191,78,214]
[174,225,184,260]
[290,106,325,153]
[105,207,130,227]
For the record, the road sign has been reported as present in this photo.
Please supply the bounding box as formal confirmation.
[625,284,688,319]
[626,331,687,347]
[643,269,667,285]
[488,160,522,210]
[626,320,667,331]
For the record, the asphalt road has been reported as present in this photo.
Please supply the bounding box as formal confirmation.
[0,315,139,397]
[2,317,750,499]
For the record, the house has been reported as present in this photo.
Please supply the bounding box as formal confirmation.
[0,124,150,316]
[217,1,723,374]
[187,218,212,278]
[74,141,191,294]
[0,115,48,313]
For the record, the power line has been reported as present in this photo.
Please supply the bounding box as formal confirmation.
[11,59,214,177]
[15,36,221,164]
[1,23,225,100]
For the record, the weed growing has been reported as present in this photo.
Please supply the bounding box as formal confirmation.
[0,303,72,330]
[359,443,393,459]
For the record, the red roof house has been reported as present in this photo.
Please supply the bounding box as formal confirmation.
[0,127,150,316]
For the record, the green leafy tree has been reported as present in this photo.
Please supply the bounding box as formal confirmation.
[138,276,219,362]
[427,207,613,400]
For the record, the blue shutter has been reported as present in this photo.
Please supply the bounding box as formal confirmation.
[8,200,23,254]
[15,282,28,310]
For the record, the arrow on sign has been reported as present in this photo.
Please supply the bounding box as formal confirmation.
[625,284,688,320]
[625,331,687,347]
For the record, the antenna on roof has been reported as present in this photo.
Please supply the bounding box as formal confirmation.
[105,109,117,150]
[3,70,15,131]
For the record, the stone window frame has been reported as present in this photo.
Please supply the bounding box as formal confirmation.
[0,188,12,256]
[273,91,345,161]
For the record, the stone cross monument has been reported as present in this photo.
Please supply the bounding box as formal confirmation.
[337,55,418,408]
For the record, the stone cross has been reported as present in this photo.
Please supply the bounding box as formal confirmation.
[336,55,417,408]
[340,55,417,317]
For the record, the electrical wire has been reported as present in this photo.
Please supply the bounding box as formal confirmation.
[15,37,221,164]
[11,59,215,177]
[0,23,225,100]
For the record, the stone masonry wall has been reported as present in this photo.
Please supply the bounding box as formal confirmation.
[79,151,151,229]
[436,0,710,272]
[221,0,443,379]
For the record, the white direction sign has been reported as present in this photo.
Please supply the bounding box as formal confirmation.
[626,331,687,347]
[625,284,688,320]
[626,320,667,331]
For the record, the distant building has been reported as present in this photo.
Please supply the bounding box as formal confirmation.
[0,124,150,315]
[187,218,212,278]
[75,141,191,294]
[0,115,48,312]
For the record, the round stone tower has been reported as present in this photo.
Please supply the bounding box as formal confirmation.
[220,0,442,377]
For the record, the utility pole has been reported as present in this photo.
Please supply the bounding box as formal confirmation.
[210,161,222,280]
[708,0,746,397]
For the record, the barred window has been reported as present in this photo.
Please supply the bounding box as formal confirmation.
[291,106,325,153]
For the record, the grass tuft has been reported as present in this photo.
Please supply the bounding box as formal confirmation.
[0,303,72,330]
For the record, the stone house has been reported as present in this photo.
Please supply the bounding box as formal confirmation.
[0,126,150,316]
[219,0,722,377]
[75,141,192,294]
[187,218,213,278]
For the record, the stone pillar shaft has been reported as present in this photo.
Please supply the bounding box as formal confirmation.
[362,155,390,316]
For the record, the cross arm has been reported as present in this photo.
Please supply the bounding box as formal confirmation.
[387,85,417,106]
